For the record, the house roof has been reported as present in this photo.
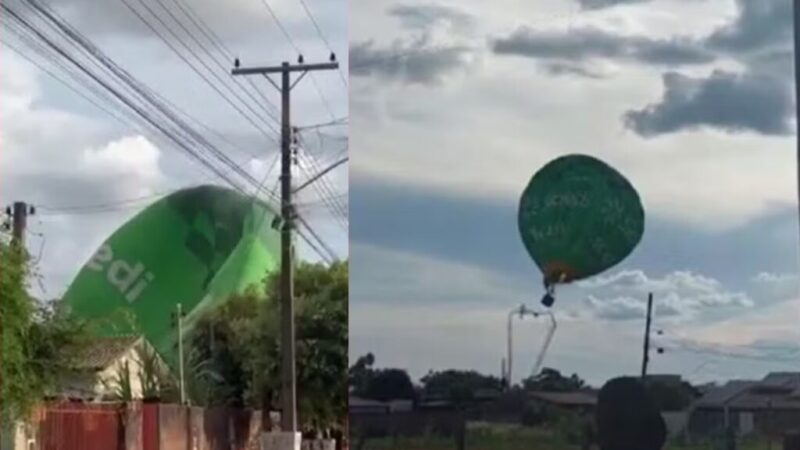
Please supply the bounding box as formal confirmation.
[529,390,598,407]
[694,380,756,408]
[73,335,142,371]
[694,373,800,410]
[348,396,388,409]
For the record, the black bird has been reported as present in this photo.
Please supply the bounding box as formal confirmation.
[234,57,240,68]
[329,52,336,62]
[298,54,304,64]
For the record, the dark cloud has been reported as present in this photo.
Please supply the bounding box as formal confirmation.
[576,0,651,10]
[388,3,475,33]
[542,62,606,79]
[621,0,793,138]
[706,0,792,53]
[492,27,713,66]
[624,70,793,137]
[349,40,474,84]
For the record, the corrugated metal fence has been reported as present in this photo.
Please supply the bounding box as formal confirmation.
[18,402,263,450]
[37,402,122,450]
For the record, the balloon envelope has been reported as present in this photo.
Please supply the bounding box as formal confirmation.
[518,154,644,285]
[61,185,281,369]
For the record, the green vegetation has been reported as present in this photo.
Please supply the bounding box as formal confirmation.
[0,239,90,426]
[186,261,348,436]
[361,423,774,450]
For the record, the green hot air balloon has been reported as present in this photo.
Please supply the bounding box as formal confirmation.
[518,154,644,306]
[61,185,281,369]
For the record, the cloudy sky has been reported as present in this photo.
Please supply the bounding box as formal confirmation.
[350,0,800,386]
[0,0,348,299]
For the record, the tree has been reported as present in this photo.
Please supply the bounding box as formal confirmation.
[348,354,415,402]
[522,368,586,392]
[421,370,502,406]
[187,261,348,436]
[0,239,90,425]
[348,353,375,394]
[645,380,695,412]
[361,369,416,402]
[1,240,36,424]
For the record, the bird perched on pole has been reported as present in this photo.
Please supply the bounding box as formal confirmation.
[234,57,240,68]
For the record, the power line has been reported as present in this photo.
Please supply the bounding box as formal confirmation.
[5,0,334,263]
[296,117,347,130]
[168,0,280,119]
[294,0,348,88]
[38,191,173,213]
[119,0,280,139]
[0,2,234,189]
[257,0,301,54]
[5,1,262,196]
[256,0,342,120]
[0,37,129,129]
[150,0,280,125]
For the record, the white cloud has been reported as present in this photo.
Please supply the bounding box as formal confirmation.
[0,51,173,297]
[350,241,792,384]
[570,269,754,322]
[352,0,794,232]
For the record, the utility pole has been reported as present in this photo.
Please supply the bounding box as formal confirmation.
[177,303,185,405]
[170,303,187,405]
[641,293,654,379]
[232,57,339,433]
[794,0,800,253]
[11,202,29,246]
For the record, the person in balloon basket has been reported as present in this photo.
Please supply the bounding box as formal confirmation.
[595,377,667,450]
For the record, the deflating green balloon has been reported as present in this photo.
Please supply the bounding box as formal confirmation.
[61,185,281,369]
[518,154,644,286]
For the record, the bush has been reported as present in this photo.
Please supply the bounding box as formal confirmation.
[552,410,584,445]
[521,403,547,427]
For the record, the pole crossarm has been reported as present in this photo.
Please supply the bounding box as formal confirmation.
[232,62,339,76]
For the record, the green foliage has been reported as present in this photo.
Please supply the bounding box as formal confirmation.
[0,241,34,424]
[349,353,417,403]
[522,368,586,392]
[645,380,695,412]
[348,353,375,394]
[365,369,416,402]
[421,370,502,407]
[551,410,584,445]
[187,260,348,434]
[0,240,91,425]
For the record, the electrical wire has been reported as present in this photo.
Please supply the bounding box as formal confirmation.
[4,0,338,263]
[294,0,348,88]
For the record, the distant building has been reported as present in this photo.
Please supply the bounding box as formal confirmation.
[688,373,800,437]
[528,390,598,414]
[59,335,171,401]
[349,396,390,415]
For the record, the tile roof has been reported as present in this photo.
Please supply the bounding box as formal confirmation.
[73,335,142,371]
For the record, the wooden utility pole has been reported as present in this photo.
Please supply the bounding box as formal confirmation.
[232,58,338,433]
[11,202,28,246]
[794,0,800,254]
[641,293,654,379]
